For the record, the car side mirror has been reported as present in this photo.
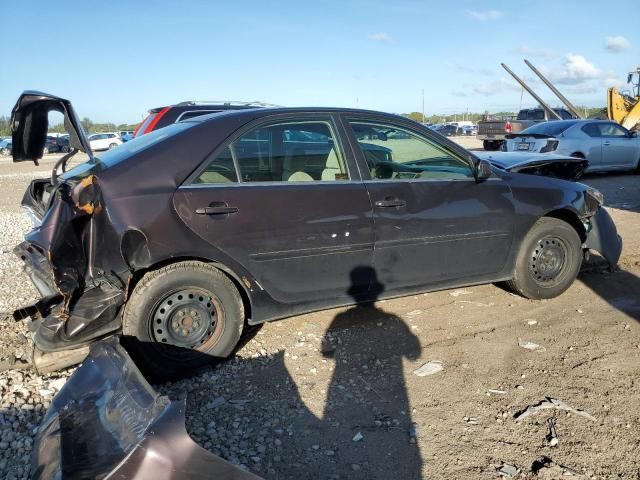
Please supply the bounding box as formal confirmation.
[476,159,492,181]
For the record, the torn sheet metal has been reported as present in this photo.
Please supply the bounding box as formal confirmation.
[14,174,133,351]
[477,152,588,181]
[584,206,623,267]
[32,339,262,479]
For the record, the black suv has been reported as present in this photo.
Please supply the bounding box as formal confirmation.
[133,100,273,138]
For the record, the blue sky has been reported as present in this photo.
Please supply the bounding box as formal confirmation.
[1,0,638,123]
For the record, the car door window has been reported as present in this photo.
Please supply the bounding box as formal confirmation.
[598,123,629,137]
[193,119,348,184]
[348,121,474,180]
[581,124,601,138]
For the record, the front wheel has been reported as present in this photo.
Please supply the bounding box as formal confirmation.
[507,217,582,300]
[108,142,118,149]
[122,261,244,380]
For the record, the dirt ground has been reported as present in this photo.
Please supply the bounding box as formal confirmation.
[0,148,639,479]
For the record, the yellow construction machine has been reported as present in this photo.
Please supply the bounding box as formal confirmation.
[607,66,640,131]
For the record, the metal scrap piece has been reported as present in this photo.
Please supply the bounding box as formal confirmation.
[31,338,262,479]
[513,397,596,422]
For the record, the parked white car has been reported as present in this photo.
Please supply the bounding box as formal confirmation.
[503,120,640,173]
[88,132,122,151]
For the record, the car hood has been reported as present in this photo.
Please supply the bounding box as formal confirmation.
[10,91,93,164]
[476,151,588,181]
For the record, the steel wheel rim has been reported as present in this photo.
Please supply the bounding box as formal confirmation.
[529,236,569,285]
[151,288,224,350]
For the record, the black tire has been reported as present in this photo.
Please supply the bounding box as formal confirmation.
[122,261,244,380]
[507,217,582,300]
[108,142,118,149]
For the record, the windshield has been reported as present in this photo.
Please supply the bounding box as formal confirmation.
[521,121,578,136]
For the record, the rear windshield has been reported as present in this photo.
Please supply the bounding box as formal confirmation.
[62,122,194,179]
[517,110,546,121]
[521,121,577,136]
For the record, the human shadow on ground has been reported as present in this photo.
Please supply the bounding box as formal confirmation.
[171,266,424,479]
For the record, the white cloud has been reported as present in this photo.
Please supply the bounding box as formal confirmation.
[367,32,391,42]
[602,77,625,89]
[464,9,503,21]
[453,77,521,97]
[513,46,561,59]
[543,54,603,85]
[604,36,630,53]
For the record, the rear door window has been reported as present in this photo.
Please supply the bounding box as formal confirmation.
[193,119,349,184]
[581,123,601,138]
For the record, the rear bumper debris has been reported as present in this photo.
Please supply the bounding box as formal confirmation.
[32,338,262,480]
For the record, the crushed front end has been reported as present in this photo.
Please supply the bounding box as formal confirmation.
[14,175,132,371]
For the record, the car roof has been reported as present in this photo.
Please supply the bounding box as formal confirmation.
[186,107,419,125]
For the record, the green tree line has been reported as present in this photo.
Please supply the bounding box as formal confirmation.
[402,106,607,124]
[0,116,139,137]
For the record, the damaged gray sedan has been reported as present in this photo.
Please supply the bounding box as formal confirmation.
[10,91,622,378]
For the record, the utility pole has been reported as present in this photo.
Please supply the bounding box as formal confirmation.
[421,89,425,123]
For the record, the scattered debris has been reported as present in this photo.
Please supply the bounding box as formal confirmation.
[546,417,558,447]
[497,463,520,477]
[352,432,363,442]
[527,319,538,326]
[464,416,479,425]
[518,338,546,352]
[488,389,507,395]
[413,361,444,377]
[406,310,422,316]
[408,422,419,443]
[531,456,584,478]
[207,397,227,409]
[449,289,472,297]
[514,397,596,422]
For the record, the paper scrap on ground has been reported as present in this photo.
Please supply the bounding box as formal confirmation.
[413,361,444,377]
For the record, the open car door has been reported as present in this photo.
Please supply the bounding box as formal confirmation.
[11,90,93,164]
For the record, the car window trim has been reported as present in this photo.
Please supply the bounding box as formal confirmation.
[182,112,359,187]
[340,113,478,182]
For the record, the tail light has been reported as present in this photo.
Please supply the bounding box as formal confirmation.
[504,121,512,133]
[540,140,559,153]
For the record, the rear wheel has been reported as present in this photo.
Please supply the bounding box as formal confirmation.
[122,261,244,380]
[108,143,118,149]
[507,217,582,300]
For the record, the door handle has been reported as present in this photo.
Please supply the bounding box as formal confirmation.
[374,198,407,208]
[603,141,611,146]
[195,206,239,215]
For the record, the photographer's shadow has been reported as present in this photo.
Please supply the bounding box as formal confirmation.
[289,266,423,479]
